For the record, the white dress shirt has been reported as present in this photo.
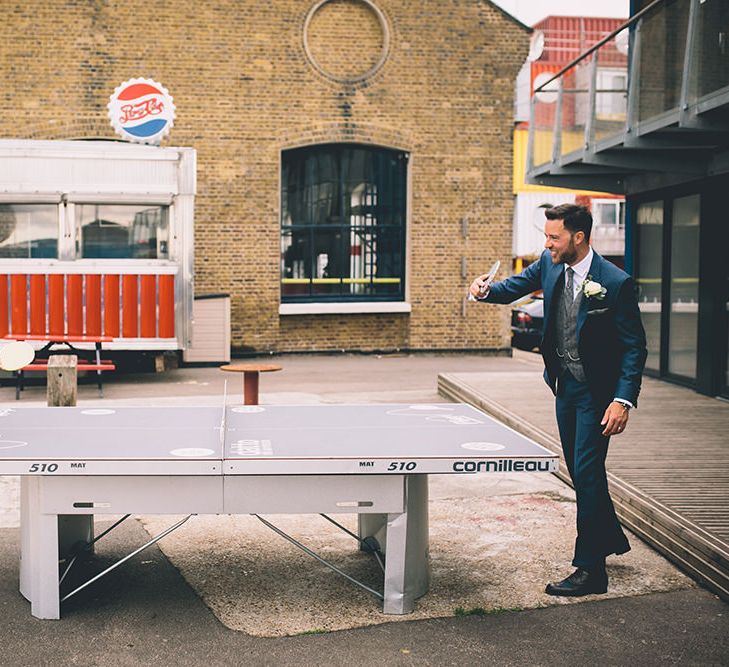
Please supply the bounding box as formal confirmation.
[566,247,593,299]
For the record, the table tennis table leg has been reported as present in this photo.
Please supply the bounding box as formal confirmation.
[382,475,429,614]
[59,515,94,558]
[26,480,60,619]
[20,482,94,606]
[358,513,388,552]
[19,477,32,602]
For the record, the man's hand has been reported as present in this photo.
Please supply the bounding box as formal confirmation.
[601,401,629,437]
[469,274,492,299]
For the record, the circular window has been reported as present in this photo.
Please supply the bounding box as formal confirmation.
[304,0,390,84]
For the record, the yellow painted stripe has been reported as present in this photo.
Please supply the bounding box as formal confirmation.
[281,278,401,285]
[637,278,698,284]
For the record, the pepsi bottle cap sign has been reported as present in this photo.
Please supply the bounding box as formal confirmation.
[108,78,176,144]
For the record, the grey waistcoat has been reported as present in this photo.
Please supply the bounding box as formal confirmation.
[555,277,586,382]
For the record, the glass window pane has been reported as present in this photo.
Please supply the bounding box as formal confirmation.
[311,227,344,296]
[281,227,313,298]
[638,0,690,120]
[668,195,700,379]
[596,202,617,227]
[696,0,729,98]
[0,204,58,258]
[636,200,663,372]
[281,144,406,301]
[76,204,169,259]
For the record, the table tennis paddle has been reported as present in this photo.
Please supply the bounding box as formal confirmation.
[467,260,500,302]
[0,341,35,371]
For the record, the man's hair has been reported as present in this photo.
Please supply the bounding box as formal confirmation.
[544,204,592,241]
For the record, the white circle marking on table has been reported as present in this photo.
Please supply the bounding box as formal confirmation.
[170,448,215,457]
[408,405,452,411]
[460,442,505,451]
[81,409,116,416]
[387,405,455,417]
[232,406,265,413]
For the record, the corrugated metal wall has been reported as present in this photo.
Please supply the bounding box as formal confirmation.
[532,16,626,64]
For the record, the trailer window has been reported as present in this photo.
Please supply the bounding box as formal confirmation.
[281,144,407,302]
[75,204,169,259]
[0,204,58,258]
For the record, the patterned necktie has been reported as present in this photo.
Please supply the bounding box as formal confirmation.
[565,267,574,302]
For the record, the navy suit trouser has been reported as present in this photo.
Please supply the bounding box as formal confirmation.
[555,370,631,569]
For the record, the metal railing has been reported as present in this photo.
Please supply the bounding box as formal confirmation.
[527,0,729,174]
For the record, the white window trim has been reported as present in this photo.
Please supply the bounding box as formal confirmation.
[279,302,411,315]
[592,198,625,228]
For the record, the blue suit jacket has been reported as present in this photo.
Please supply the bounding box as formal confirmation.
[485,250,647,407]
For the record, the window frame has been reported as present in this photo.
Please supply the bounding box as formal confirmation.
[72,201,171,261]
[280,143,408,304]
[0,200,64,261]
[0,197,176,267]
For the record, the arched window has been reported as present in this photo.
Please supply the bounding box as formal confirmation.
[281,144,407,301]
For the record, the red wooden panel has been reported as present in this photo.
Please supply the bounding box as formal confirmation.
[0,275,8,338]
[140,275,156,338]
[67,275,83,336]
[158,275,175,338]
[122,275,138,338]
[29,275,46,335]
[103,275,120,337]
[48,275,65,337]
[10,275,27,336]
[85,274,102,336]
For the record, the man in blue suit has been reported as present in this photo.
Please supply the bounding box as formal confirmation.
[469,204,647,596]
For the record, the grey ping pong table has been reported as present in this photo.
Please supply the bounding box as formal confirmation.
[0,403,558,619]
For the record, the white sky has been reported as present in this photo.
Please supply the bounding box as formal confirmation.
[492,0,630,27]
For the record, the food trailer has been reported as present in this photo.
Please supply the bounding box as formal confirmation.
[0,139,195,353]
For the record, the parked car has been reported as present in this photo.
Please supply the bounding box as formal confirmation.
[511,296,543,351]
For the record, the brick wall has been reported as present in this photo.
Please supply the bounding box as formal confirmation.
[0,0,529,353]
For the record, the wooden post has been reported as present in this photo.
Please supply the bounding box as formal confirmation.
[46,354,93,556]
[47,355,77,407]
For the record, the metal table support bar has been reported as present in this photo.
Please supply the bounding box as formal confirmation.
[319,514,385,573]
[254,514,384,601]
[60,514,194,603]
[59,514,132,586]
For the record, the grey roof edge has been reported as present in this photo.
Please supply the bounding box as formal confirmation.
[482,0,533,33]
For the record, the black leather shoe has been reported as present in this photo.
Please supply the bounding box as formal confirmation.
[544,567,608,597]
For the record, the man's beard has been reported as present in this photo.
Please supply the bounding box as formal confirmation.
[553,239,577,265]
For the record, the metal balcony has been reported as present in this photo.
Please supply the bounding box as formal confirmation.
[526,0,729,194]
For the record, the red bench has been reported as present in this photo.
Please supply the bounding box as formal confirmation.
[16,359,116,400]
[5,335,115,399]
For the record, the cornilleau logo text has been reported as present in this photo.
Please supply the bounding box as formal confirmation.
[453,459,551,473]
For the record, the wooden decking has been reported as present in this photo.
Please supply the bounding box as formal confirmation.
[438,368,729,600]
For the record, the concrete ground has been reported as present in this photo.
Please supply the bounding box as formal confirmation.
[0,351,727,665]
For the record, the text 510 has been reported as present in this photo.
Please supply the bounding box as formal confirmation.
[28,463,58,473]
[387,461,417,471]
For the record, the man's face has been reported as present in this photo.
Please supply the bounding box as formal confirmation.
[544,218,580,265]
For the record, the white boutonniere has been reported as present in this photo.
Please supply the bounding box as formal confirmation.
[580,276,607,300]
